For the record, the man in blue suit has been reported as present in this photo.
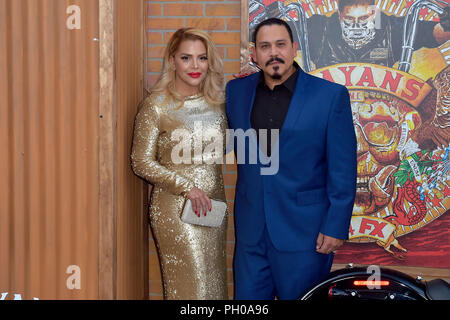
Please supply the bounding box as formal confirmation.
[226,18,357,300]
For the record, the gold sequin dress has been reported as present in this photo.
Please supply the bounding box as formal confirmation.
[131,93,228,300]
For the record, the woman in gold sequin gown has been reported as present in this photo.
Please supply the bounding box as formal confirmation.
[131,28,228,299]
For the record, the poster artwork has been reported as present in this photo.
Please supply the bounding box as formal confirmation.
[246,0,450,267]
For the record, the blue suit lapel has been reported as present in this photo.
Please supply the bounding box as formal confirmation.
[245,72,261,131]
[236,73,261,164]
[279,67,310,140]
[243,67,311,163]
[245,68,310,132]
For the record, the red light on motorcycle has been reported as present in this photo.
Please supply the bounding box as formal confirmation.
[353,280,390,286]
[328,284,336,300]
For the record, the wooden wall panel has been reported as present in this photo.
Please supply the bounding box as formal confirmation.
[98,0,116,300]
[98,0,147,300]
[0,0,99,299]
[115,0,148,299]
[1,0,147,300]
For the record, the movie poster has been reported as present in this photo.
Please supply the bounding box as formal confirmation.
[244,0,449,268]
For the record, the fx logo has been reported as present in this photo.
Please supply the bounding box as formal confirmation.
[359,218,387,238]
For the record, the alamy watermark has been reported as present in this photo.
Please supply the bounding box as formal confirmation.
[66,265,81,290]
[0,265,81,300]
[170,121,280,175]
[66,5,81,30]
[365,265,383,289]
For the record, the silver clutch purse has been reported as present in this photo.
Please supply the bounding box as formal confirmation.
[180,198,227,227]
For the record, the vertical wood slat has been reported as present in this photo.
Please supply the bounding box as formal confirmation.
[0,0,99,299]
[97,0,147,300]
[116,0,147,299]
[98,0,117,300]
[0,0,10,292]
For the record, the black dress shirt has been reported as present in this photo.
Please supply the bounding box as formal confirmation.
[251,64,299,156]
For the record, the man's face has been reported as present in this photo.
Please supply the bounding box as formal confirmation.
[253,24,298,81]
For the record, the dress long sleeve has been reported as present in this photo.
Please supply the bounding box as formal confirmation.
[131,98,195,196]
[131,93,228,299]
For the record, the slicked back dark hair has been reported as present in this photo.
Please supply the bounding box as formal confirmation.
[338,0,375,12]
[252,18,294,44]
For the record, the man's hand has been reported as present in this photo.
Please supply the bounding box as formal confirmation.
[316,232,345,254]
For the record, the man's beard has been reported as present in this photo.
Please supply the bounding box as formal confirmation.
[266,57,284,80]
[270,66,282,80]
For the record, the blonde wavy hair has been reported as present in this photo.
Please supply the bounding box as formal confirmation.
[149,28,225,108]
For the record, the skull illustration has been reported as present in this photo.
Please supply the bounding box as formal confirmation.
[340,3,377,49]
[352,91,422,215]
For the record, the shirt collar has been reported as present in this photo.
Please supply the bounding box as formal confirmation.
[258,61,300,93]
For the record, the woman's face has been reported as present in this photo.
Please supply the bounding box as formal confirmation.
[171,39,209,96]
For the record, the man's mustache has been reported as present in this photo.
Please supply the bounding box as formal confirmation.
[265,57,285,66]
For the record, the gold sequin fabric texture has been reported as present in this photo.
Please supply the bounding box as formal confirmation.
[131,93,228,300]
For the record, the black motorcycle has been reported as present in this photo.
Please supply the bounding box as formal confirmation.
[301,264,450,300]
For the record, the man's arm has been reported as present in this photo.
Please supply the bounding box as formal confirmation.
[225,81,235,155]
[317,86,357,254]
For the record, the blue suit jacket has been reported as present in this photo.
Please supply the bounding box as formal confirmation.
[226,67,357,252]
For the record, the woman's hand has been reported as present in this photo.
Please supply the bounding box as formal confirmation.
[186,187,212,217]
